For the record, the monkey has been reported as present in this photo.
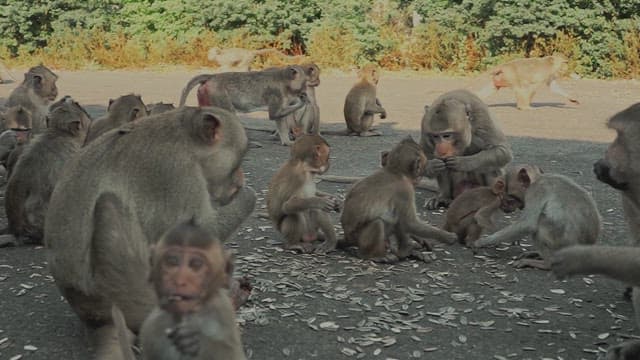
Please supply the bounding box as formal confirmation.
[420,89,513,209]
[0,105,32,171]
[0,96,90,247]
[549,103,640,359]
[207,47,302,72]
[85,94,147,143]
[4,64,58,133]
[267,134,340,253]
[475,54,579,110]
[44,106,256,358]
[147,102,176,115]
[178,66,308,127]
[443,178,523,248]
[339,136,457,263]
[0,59,17,83]
[324,64,387,137]
[474,165,601,270]
[113,220,247,360]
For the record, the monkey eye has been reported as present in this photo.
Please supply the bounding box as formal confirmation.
[188,256,205,271]
[441,133,453,140]
[163,253,181,268]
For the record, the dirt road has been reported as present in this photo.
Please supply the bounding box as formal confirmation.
[0,68,638,360]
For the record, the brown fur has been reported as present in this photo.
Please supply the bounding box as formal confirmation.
[5,65,58,132]
[207,47,301,72]
[0,106,33,172]
[44,106,256,358]
[340,137,457,263]
[85,94,147,143]
[337,64,387,136]
[147,102,176,115]
[267,134,339,253]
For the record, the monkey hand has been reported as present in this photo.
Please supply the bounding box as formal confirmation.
[424,159,446,177]
[443,156,475,172]
[549,246,592,280]
[167,320,202,357]
[314,197,340,212]
[473,234,495,249]
[380,110,387,119]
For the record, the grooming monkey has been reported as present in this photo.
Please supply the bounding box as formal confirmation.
[443,178,523,248]
[114,220,246,360]
[551,103,640,359]
[178,66,308,125]
[45,106,256,358]
[475,165,600,270]
[267,134,340,253]
[340,137,457,263]
[85,94,147,143]
[420,89,512,209]
[207,47,301,72]
[5,64,58,133]
[0,96,90,247]
[325,64,386,137]
[476,54,579,110]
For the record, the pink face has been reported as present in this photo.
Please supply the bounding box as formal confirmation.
[159,247,212,315]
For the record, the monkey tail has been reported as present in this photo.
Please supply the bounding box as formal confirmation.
[111,304,137,360]
[179,74,214,107]
[254,48,280,56]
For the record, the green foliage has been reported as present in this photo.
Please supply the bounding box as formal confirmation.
[0,0,639,78]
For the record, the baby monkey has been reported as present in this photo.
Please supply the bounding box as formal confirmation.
[116,219,247,360]
[474,165,600,270]
[443,177,523,248]
[267,134,340,254]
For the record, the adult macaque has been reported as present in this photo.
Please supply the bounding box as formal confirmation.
[551,103,640,359]
[114,220,247,360]
[4,64,58,132]
[44,106,256,358]
[340,137,457,263]
[475,165,600,270]
[476,54,579,110]
[147,102,176,115]
[207,47,301,72]
[0,105,32,169]
[267,134,340,253]
[178,66,308,125]
[330,64,386,137]
[274,63,322,146]
[85,94,147,143]
[443,179,523,248]
[420,89,512,209]
[0,96,90,247]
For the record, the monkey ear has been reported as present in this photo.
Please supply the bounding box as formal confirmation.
[380,151,389,166]
[201,112,222,144]
[68,120,82,136]
[492,178,506,194]
[32,74,43,89]
[424,105,430,113]
[129,108,140,121]
[107,98,114,111]
[411,158,423,178]
[517,168,532,188]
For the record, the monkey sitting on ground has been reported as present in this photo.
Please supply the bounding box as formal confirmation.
[114,220,247,360]
[0,105,32,172]
[443,177,523,248]
[475,54,579,110]
[85,94,147,143]
[147,102,176,115]
[324,64,387,137]
[0,96,90,247]
[4,64,58,133]
[420,89,513,209]
[267,134,340,253]
[474,165,600,270]
[45,106,256,359]
[340,137,457,263]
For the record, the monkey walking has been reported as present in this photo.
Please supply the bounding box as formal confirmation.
[420,89,513,210]
[207,47,303,72]
[475,54,580,110]
[267,134,340,253]
[4,64,58,133]
[340,137,457,263]
[474,165,600,270]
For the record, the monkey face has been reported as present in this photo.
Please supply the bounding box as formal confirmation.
[157,246,213,315]
[210,166,245,206]
[500,195,524,213]
[308,144,330,174]
[429,132,460,158]
[594,158,629,191]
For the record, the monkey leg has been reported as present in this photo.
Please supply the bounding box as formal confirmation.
[356,219,394,262]
[279,214,315,254]
[513,258,551,270]
[514,87,534,110]
[275,118,294,146]
[357,114,381,137]
[309,209,337,254]
[90,324,135,360]
[549,80,579,105]
[463,223,483,248]
[605,340,640,360]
